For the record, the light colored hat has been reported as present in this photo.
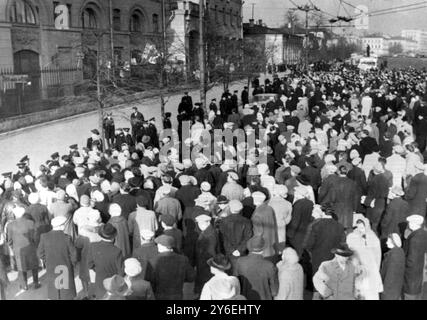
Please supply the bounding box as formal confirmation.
[349,149,360,160]
[195,214,212,223]
[12,206,26,218]
[109,203,122,217]
[228,172,239,181]
[407,215,424,225]
[352,157,362,166]
[391,185,404,197]
[257,163,269,176]
[92,190,105,202]
[124,258,143,277]
[179,175,191,185]
[252,191,266,204]
[388,233,402,248]
[28,192,39,205]
[273,185,288,198]
[373,163,385,174]
[51,216,67,228]
[324,154,335,163]
[393,145,405,155]
[201,182,211,192]
[229,200,243,214]
[140,229,155,240]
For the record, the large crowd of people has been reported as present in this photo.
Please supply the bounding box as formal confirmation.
[0,63,427,300]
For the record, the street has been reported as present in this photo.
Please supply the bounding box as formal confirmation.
[0,79,255,175]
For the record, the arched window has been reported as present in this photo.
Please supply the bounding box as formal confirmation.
[9,0,37,24]
[81,7,98,29]
[130,9,145,32]
[113,9,121,31]
[152,14,159,33]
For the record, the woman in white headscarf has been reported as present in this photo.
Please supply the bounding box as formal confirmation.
[347,216,383,300]
[275,248,304,300]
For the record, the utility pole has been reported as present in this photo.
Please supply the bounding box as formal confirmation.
[293,3,320,72]
[199,0,206,113]
[251,3,256,20]
[109,0,114,81]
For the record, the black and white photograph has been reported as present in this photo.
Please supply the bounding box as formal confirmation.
[0,0,426,307]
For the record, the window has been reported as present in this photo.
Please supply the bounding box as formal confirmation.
[81,7,97,29]
[113,9,121,31]
[130,9,144,32]
[152,14,159,33]
[9,0,37,24]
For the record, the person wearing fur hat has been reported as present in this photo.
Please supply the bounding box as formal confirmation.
[87,223,124,299]
[123,258,155,300]
[7,206,40,292]
[37,216,77,300]
[235,236,279,300]
[380,234,405,300]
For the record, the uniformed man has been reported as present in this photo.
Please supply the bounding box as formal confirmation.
[104,113,116,150]
[130,107,144,140]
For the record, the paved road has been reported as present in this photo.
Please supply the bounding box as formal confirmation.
[0,79,253,175]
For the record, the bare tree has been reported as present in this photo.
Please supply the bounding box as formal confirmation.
[283,9,301,33]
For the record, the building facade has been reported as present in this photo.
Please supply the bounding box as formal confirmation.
[388,36,418,54]
[168,0,243,75]
[243,20,303,71]
[361,36,389,57]
[401,29,427,54]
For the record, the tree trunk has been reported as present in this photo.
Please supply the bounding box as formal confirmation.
[96,44,105,146]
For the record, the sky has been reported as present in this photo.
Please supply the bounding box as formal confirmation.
[242,0,427,35]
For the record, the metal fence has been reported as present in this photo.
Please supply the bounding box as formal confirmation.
[0,66,82,118]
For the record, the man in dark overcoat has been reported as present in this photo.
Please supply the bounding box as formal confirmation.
[147,235,195,300]
[7,206,40,291]
[236,236,279,300]
[403,215,427,300]
[404,168,427,217]
[381,186,410,239]
[87,223,124,299]
[37,216,77,300]
[194,214,218,295]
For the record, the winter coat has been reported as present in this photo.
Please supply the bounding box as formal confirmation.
[347,226,383,300]
[251,203,278,258]
[268,196,292,244]
[194,225,218,294]
[218,214,253,256]
[7,217,39,271]
[304,218,345,274]
[37,230,77,300]
[236,253,279,300]
[380,198,410,239]
[403,228,427,295]
[274,261,304,300]
[287,199,313,257]
[313,257,356,300]
[87,240,124,299]
[380,247,405,300]
[108,216,131,259]
[405,173,427,217]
